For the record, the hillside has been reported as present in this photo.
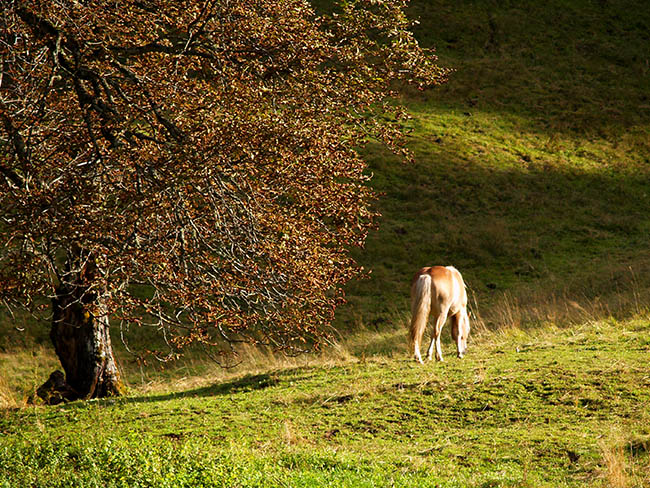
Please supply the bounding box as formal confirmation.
[1,0,649,406]
[338,0,650,333]
[0,0,647,379]
[2,1,650,485]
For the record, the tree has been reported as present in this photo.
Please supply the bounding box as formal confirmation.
[0,0,448,402]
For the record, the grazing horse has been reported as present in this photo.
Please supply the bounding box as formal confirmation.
[409,266,470,363]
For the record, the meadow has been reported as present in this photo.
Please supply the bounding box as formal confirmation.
[2,0,650,486]
[2,319,649,486]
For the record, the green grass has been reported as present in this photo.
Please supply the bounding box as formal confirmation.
[2,1,650,485]
[2,318,650,486]
[336,0,650,328]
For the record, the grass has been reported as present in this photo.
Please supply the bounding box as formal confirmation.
[2,0,650,485]
[2,318,650,486]
[337,0,650,329]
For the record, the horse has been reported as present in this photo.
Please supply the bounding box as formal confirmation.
[409,266,470,363]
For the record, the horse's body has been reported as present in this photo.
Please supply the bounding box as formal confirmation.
[409,266,470,363]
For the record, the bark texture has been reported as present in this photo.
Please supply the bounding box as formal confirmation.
[38,284,123,404]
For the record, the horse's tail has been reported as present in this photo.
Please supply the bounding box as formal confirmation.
[409,273,432,352]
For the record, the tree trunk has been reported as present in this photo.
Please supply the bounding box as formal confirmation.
[38,281,124,403]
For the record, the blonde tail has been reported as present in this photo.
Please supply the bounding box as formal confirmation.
[409,274,432,358]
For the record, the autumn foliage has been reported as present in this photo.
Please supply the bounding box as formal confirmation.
[1,0,447,395]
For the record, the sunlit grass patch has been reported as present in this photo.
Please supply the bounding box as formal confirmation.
[2,318,649,487]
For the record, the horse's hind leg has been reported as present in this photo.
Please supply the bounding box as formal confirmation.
[427,309,448,362]
[413,330,424,364]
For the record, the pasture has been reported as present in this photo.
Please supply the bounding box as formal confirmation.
[2,0,650,486]
[2,319,650,486]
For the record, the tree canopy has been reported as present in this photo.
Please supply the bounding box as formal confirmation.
[1,0,447,397]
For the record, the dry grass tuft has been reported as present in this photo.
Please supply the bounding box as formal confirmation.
[473,262,650,335]
[0,375,22,410]
[599,437,628,488]
[282,419,304,446]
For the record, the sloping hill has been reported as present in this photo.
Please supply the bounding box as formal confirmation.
[2,0,649,434]
[2,5,649,487]
[337,0,650,332]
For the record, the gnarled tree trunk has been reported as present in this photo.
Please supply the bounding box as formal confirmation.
[38,279,123,404]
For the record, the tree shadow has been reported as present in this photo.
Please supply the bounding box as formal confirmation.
[339,150,650,329]
[129,373,281,403]
[56,367,322,408]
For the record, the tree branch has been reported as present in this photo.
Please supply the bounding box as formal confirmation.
[0,105,28,188]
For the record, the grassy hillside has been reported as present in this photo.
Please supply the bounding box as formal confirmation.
[2,318,649,486]
[338,0,650,332]
[1,0,649,407]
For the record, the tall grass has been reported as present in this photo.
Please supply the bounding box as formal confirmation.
[0,375,20,410]
[600,436,629,488]
[469,265,650,332]
[597,431,650,488]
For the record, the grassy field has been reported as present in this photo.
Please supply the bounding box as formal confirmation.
[2,0,650,485]
[2,318,650,486]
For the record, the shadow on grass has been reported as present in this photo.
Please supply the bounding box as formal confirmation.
[51,373,278,409]
[131,373,282,403]
[57,366,323,408]
[339,150,650,329]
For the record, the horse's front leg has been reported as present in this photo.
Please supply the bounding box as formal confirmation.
[427,311,448,361]
[451,314,464,359]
